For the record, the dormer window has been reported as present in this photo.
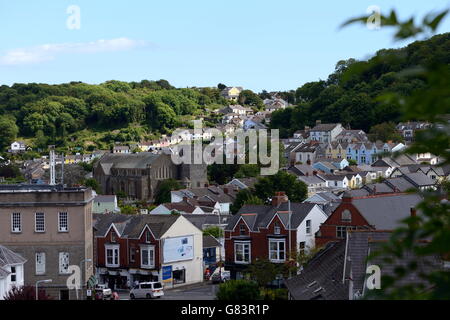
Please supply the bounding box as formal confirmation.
[111,232,116,242]
[274,222,281,235]
[239,224,246,235]
[145,230,152,243]
[341,209,352,222]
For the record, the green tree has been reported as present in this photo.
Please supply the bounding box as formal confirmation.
[203,226,223,238]
[231,189,264,214]
[154,179,183,205]
[368,122,403,142]
[216,280,261,300]
[247,259,280,287]
[0,116,19,150]
[83,178,100,193]
[238,90,264,109]
[254,171,307,203]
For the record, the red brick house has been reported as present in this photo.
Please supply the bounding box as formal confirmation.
[315,192,422,246]
[224,192,327,280]
[94,213,204,289]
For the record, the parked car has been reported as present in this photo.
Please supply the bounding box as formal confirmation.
[94,284,112,300]
[210,270,230,284]
[130,282,164,299]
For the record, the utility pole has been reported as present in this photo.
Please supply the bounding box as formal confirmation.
[288,199,292,279]
[61,153,64,186]
[49,146,56,185]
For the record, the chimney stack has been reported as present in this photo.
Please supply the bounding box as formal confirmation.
[342,191,352,203]
[272,191,288,206]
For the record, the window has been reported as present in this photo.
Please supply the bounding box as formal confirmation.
[11,212,21,233]
[269,239,286,262]
[341,209,352,222]
[130,247,136,262]
[58,212,68,232]
[234,241,251,264]
[10,266,17,283]
[299,242,306,255]
[145,230,152,243]
[306,220,311,234]
[141,245,155,268]
[106,245,119,267]
[111,232,116,243]
[36,252,46,275]
[35,212,45,232]
[337,226,348,239]
[59,252,70,274]
[239,224,246,236]
[274,222,281,235]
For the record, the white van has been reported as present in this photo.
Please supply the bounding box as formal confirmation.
[130,282,164,299]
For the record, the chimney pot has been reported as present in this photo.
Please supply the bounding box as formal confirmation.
[271,191,288,206]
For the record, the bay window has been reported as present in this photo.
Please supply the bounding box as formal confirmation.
[234,241,251,264]
[141,245,155,268]
[269,239,286,263]
[105,245,119,267]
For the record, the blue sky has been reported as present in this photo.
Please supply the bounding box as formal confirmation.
[0,0,449,91]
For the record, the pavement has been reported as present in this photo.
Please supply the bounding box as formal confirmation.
[118,282,219,300]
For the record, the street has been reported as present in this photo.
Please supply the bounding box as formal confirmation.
[118,282,219,300]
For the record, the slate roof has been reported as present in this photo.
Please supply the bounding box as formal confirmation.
[402,172,435,187]
[173,186,237,204]
[287,229,443,300]
[285,241,348,300]
[180,214,229,230]
[311,123,341,132]
[203,235,221,248]
[384,177,416,192]
[298,175,326,185]
[93,213,180,239]
[94,195,116,203]
[351,193,423,229]
[225,202,318,232]
[287,164,316,176]
[0,245,26,277]
[345,231,392,295]
[364,242,442,294]
[97,152,163,174]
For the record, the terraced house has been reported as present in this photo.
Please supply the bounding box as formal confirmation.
[345,141,405,165]
[224,192,328,280]
[94,213,203,289]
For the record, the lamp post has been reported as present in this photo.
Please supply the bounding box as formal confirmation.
[35,279,52,300]
[79,258,92,300]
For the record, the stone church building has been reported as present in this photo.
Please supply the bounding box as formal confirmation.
[93,152,207,201]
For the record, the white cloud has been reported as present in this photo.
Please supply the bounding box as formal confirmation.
[0,38,149,65]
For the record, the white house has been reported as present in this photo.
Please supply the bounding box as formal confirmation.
[295,203,329,253]
[0,246,26,300]
[319,174,350,189]
[9,141,27,153]
[309,122,343,143]
[160,215,204,287]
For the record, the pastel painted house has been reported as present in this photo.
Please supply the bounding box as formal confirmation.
[346,142,405,165]
[92,195,120,214]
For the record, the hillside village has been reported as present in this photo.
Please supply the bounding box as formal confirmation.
[1,33,449,301]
